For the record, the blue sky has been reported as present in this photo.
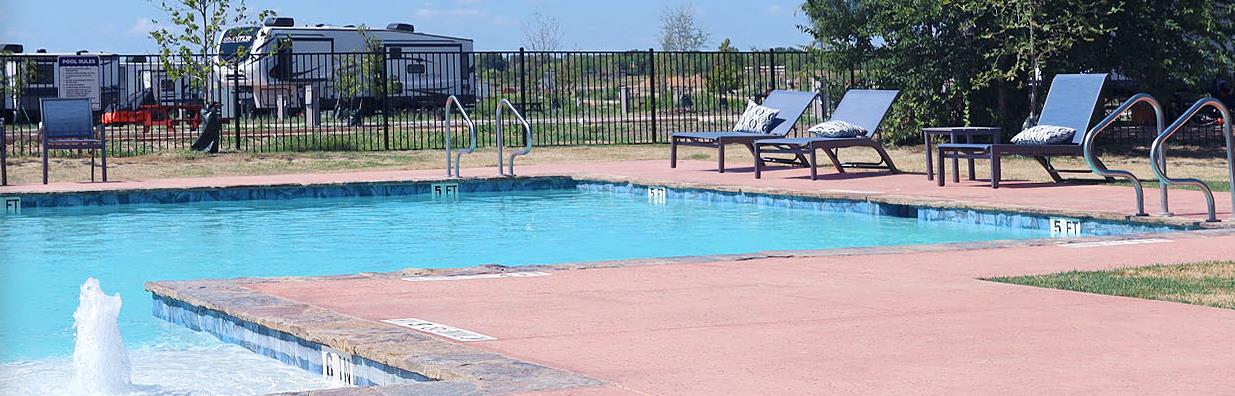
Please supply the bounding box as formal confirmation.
[1,0,811,53]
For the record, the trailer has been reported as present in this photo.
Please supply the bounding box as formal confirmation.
[1,48,201,123]
[215,17,476,116]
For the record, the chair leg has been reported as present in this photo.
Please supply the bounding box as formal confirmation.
[670,139,678,168]
[819,146,844,173]
[91,150,96,183]
[937,147,947,186]
[809,148,818,180]
[753,144,763,179]
[872,144,899,173]
[992,154,1002,189]
[42,149,49,185]
[1035,156,1064,183]
[717,143,725,173]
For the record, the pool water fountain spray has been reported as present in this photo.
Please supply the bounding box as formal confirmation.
[71,277,133,394]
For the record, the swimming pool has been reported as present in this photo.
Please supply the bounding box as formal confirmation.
[0,178,1173,393]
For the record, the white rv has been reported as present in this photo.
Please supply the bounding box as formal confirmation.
[1,47,198,121]
[215,17,476,114]
[0,48,126,120]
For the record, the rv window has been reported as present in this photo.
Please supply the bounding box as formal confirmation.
[388,47,402,59]
[407,63,427,74]
[160,79,176,93]
[33,63,54,85]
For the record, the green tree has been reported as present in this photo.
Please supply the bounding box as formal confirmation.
[706,38,743,109]
[148,0,275,98]
[801,0,1235,145]
[332,26,396,124]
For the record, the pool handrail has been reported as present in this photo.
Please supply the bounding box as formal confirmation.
[496,99,533,176]
[444,95,477,178]
[1083,93,1163,217]
[1148,97,1235,222]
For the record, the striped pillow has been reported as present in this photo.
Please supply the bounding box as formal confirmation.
[1011,124,1076,145]
[732,100,781,133]
[808,120,868,138]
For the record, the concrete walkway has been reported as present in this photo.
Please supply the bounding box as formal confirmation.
[250,230,1235,395]
[4,159,1231,223]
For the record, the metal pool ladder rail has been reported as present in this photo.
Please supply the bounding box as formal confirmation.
[1149,97,1235,222]
[1083,93,1164,217]
[496,99,533,176]
[444,95,478,178]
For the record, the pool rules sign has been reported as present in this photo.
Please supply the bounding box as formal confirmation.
[56,55,102,110]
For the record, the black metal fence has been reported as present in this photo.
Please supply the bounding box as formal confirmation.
[0,49,1224,157]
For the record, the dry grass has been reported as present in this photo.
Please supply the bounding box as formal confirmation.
[990,261,1235,310]
[2,144,1231,189]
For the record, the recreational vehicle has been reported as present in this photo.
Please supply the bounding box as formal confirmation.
[215,17,476,115]
[1,47,199,122]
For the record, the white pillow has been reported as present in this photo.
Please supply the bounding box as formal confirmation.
[808,120,868,138]
[732,100,781,133]
[1010,124,1076,145]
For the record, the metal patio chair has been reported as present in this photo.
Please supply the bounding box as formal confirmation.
[40,98,107,185]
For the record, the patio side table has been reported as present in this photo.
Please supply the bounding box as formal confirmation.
[922,127,1000,181]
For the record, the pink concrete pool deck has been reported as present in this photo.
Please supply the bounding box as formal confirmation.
[14,159,1235,393]
[243,230,1235,395]
[4,159,1232,224]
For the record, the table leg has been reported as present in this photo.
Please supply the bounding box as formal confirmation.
[966,134,976,180]
[924,131,933,180]
[950,133,959,182]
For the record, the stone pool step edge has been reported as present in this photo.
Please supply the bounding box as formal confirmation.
[144,280,606,395]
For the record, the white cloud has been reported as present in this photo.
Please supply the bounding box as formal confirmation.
[127,18,158,37]
[765,5,786,15]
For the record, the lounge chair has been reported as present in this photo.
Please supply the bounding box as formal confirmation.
[670,90,819,173]
[936,74,1107,188]
[40,98,107,185]
[751,90,901,179]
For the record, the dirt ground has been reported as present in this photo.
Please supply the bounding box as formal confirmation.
[2,144,1231,189]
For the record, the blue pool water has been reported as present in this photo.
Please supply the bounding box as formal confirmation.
[0,184,1052,363]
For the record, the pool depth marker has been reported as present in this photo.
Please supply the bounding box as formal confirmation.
[382,318,496,342]
[2,197,19,215]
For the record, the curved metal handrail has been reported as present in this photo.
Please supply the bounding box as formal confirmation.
[1149,97,1234,222]
[496,99,533,177]
[444,95,476,178]
[1084,93,1163,217]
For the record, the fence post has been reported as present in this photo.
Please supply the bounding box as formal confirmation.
[381,49,390,150]
[232,64,241,150]
[649,48,657,144]
[767,49,776,90]
[518,47,527,110]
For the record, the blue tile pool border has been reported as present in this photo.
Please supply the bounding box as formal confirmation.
[152,294,433,387]
[2,175,1191,236]
[575,182,1187,236]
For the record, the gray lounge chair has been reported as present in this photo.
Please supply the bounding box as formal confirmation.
[752,90,900,179]
[670,90,819,173]
[936,74,1108,188]
[40,98,107,185]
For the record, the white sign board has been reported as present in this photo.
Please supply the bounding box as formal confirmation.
[56,55,101,110]
[1049,217,1082,237]
[647,186,667,204]
[382,318,496,342]
[431,182,460,199]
